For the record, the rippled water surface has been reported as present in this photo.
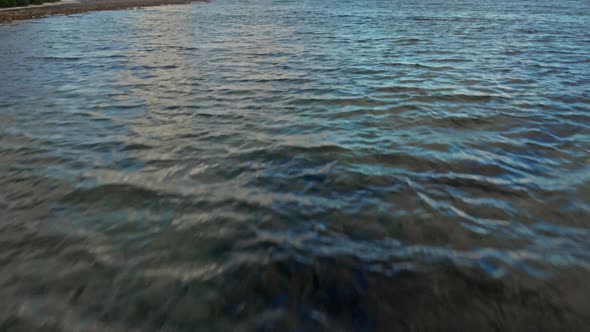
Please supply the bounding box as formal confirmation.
[1,0,589,330]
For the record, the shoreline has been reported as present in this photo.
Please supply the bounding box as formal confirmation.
[0,0,202,23]
[0,0,79,13]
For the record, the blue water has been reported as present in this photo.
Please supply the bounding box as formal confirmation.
[0,0,589,330]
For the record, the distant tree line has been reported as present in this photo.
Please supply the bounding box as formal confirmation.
[0,0,60,8]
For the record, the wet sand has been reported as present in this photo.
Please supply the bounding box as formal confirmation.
[0,0,203,23]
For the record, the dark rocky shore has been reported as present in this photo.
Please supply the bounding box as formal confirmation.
[0,0,202,23]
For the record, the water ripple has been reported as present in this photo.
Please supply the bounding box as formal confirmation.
[1,0,589,330]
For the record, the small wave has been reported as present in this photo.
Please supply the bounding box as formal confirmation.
[61,184,168,206]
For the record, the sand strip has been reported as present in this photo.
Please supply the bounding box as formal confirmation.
[0,0,203,23]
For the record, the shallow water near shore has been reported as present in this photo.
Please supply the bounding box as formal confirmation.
[1,0,589,330]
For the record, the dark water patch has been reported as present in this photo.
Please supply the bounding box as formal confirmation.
[61,184,169,207]
[27,56,84,61]
[409,93,501,104]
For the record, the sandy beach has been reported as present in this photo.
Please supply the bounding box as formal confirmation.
[0,0,202,22]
